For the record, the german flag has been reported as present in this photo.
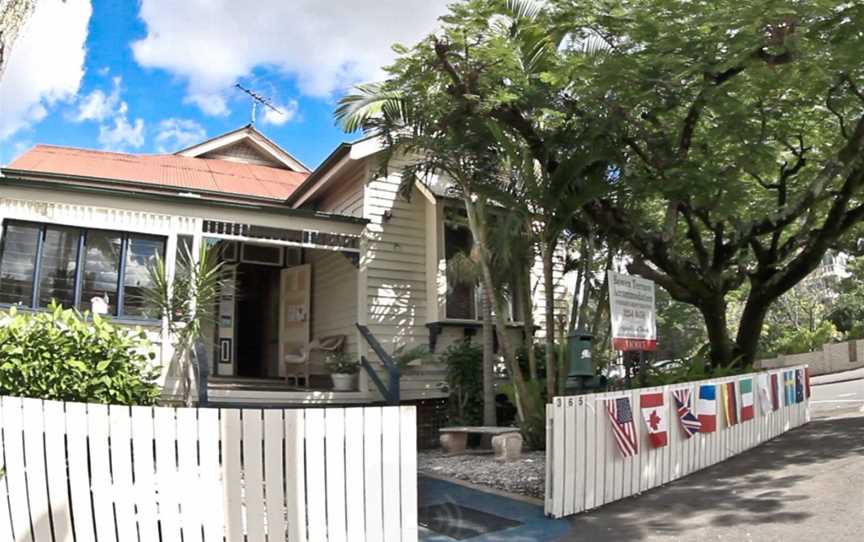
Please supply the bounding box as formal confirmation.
[722,381,738,427]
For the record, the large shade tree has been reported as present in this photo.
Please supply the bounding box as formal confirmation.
[396,0,864,368]
[556,0,864,367]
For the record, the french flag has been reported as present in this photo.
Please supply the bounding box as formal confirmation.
[696,384,717,433]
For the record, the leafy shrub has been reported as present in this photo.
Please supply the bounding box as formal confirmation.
[392,343,433,369]
[761,320,839,357]
[442,340,484,426]
[633,355,751,389]
[498,379,547,450]
[325,351,359,374]
[0,305,160,405]
[516,342,552,380]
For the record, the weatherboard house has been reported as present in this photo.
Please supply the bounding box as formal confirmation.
[0,125,569,406]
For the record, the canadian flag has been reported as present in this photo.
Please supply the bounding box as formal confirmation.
[639,392,668,448]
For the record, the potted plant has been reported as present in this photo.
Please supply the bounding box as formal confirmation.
[392,344,434,370]
[326,351,359,391]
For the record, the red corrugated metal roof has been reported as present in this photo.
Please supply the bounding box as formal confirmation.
[5,144,308,201]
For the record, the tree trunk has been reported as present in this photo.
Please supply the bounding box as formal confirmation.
[541,237,557,401]
[699,298,734,368]
[556,312,569,396]
[734,293,772,367]
[462,194,537,427]
[590,248,614,338]
[521,263,538,380]
[569,238,587,333]
[481,288,497,427]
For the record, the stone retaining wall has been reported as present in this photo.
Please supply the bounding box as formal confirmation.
[756,338,864,375]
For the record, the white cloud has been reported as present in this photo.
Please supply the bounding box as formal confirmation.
[0,0,92,140]
[132,0,449,116]
[261,99,298,126]
[154,118,207,152]
[98,116,145,150]
[71,76,145,151]
[0,139,34,166]
[75,76,122,122]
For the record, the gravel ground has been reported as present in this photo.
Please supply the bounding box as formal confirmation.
[418,449,546,499]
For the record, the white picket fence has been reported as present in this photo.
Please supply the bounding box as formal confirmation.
[0,396,418,542]
[545,366,810,518]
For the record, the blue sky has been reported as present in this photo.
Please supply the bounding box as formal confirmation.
[0,0,450,168]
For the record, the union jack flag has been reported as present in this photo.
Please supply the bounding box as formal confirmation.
[605,397,639,457]
[672,388,701,437]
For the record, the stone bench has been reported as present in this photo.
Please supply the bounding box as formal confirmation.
[439,426,523,461]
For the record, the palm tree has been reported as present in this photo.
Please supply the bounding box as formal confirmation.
[333,0,585,444]
[337,93,544,435]
[143,243,228,406]
[490,125,612,395]
[446,248,499,427]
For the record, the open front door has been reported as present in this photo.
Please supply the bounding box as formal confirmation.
[278,264,311,378]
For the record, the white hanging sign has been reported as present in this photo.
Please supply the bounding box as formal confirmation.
[608,270,657,351]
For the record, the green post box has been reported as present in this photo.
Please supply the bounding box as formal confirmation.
[565,329,594,392]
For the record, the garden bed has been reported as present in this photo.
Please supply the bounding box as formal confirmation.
[418,449,546,499]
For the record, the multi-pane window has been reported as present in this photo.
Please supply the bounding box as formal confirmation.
[0,220,165,319]
[0,222,40,305]
[37,226,80,308]
[444,223,477,320]
[123,236,164,317]
[442,208,524,322]
[80,230,122,314]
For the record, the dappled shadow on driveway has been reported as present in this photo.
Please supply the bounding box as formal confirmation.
[559,415,864,541]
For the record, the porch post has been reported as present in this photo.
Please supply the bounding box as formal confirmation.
[159,221,179,394]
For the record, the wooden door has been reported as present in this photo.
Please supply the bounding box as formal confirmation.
[278,264,311,377]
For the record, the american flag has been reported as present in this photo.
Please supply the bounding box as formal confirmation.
[672,388,701,437]
[605,397,639,457]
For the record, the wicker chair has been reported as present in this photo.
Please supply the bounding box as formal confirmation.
[283,335,346,387]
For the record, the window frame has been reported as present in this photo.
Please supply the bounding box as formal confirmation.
[0,221,41,307]
[35,223,83,309]
[443,220,478,320]
[0,219,166,322]
[439,204,525,325]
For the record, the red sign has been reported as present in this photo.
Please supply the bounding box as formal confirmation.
[612,338,658,352]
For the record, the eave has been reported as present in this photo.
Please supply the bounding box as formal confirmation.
[0,170,369,225]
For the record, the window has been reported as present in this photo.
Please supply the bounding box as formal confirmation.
[122,235,163,317]
[176,234,194,265]
[0,220,165,319]
[37,226,80,308]
[442,207,524,323]
[240,242,283,266]
[444,223,477,320]
[81,230,122,314]
[0,223,39,305]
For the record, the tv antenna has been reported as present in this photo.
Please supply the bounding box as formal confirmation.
[235,83,282,124]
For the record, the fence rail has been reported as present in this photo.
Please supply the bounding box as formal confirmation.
[0,396,418,542]
[545,366,810,518]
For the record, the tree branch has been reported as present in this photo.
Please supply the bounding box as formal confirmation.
[680,203,710,270]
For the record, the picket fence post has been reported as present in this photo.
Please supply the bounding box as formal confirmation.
[545,365,812,518]
[0,400,417,541]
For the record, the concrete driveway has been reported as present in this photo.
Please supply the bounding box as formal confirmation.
[559,375,864,541]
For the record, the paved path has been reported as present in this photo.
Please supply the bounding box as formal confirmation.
[810,369,864,418]
[559,411,864,540]
[811,366,864,386]
[418,476,571,541]
[419,374,864,541]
